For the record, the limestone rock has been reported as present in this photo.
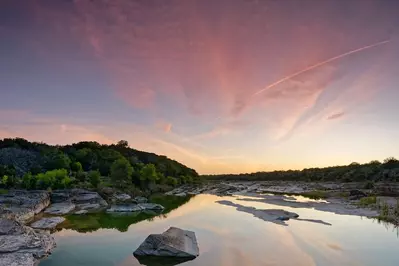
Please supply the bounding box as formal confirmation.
[44,202,75,215]
[0,253,35,266]
[106,204,142,212]
[0,190,50,223]
[134,227,199,258]
[138,203,164,211]
[74,210,88,215]
[76,203,102,211]
[30,217,65,229]
[0,218,55,266]
[114,193,131,202]
[133,196,148,203]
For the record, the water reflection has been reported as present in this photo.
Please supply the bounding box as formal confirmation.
[40,194,399,266]
[59,195,193,233]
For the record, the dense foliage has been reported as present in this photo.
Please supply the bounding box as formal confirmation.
[204,158,399,182]
[0,138,199,191]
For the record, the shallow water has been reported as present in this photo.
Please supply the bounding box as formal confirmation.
[40,194,399,266]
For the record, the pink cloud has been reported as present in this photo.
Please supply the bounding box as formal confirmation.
[155,121,172,133]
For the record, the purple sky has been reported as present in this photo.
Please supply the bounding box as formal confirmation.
[1,0,399,174]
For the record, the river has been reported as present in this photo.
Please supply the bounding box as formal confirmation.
[40,194,399,266]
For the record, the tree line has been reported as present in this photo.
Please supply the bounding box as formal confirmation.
[203,158,399,183]
[0,138,199,192]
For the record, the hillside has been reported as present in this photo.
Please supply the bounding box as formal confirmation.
[0,138,198,192]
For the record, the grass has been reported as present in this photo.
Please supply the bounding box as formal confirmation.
[357,196,377,207]
[0,188,8,194]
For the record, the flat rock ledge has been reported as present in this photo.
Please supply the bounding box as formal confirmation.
[0,218,56,266]
[107,203,164,213]
[30,217,66,230]
[44,202,76,215]
[134,227,199,259]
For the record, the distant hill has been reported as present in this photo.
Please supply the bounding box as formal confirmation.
[0,138,198,191]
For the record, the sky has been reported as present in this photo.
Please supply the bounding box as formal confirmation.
[1,0,399,174]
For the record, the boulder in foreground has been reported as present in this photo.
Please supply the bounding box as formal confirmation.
[30,217,65,229]
[133,227,199,258]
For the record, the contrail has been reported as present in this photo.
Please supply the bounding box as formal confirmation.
[253,40,390,96]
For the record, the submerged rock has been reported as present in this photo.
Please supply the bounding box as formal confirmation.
[134,227,199,258]
[30,217,65,229]
[0,218,56,266]
[44,202,75,215]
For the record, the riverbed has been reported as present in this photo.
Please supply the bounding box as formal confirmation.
[40,194,399,266]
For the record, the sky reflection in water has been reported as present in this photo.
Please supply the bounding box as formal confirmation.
[40,194,399,266]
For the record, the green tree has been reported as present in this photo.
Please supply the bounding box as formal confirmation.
[110,158,133,188]
[44,152,71,170]
[88,170,101,188]
[71,162,83,172]
[139,164,159,183]
[166,176,178,186]
[22,172,37,189]
[75,148,97,171]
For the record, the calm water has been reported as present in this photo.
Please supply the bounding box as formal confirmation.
[40,194,399,266]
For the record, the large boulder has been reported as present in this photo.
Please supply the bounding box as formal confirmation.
[30,217,65,230]
[44,202,75,215]
[134,227,199,258]
[0,218,55,266]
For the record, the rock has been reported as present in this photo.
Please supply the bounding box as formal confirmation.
[44,202,75,215]
[133,196,148,203]
[30,217,65,229]
[114,193,131,202]
[0,253,35,266]
[0,218,55,266]
[0,190,50,223]
[107,204,143,212]
[217,200,300,225]
[138,203,164,211]
[134,227,199,258]
[349,189,367,200]
[51,189,108,208]
[74,210,88,215]
[76,203,102,211]
[0,218,24,235]
[175,192,187,197]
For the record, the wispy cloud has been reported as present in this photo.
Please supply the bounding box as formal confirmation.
[326,112,345,120]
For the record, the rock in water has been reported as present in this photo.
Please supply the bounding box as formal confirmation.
[134,227,199,258]
[137,203,164,211]
[44,202,75,215]
[30,217,65,229]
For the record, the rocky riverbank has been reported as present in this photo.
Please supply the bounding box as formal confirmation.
[0,189,166,265]
[166,181,399,224]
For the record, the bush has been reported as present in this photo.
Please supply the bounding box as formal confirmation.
[71,162,83,172]
[22,172,37,189]
[88,170,101,188]
[358,196,377,207]
[36,169,71,189]
[166,176,178,186]
[110,158,133,188]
